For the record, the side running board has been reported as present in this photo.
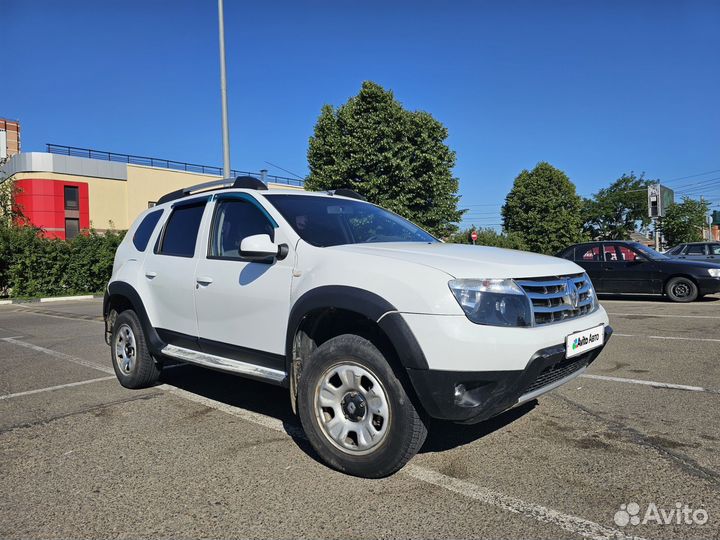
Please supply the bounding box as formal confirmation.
[161,344,286,383]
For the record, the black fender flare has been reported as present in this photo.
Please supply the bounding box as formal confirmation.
[105,281,165,356]
[285,285,428,370]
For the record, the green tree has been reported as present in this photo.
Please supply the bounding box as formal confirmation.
[662,197,710,245]
[306,81,464,237]
[583,173,653,239]
[448,226,526,250]
[501,162,586,254]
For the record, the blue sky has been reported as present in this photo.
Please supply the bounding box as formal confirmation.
[4,0,720,228]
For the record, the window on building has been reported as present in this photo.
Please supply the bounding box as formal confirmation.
[209,199,275,259]
[65,218,80,240]
[158,202,206,257]
[132,209,164,251]
[64,186,79,210]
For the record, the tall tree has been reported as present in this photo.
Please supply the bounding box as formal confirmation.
[306,81,464,237]
[583,173,653,239]
[662,197,710,245]
[502,162,586,254]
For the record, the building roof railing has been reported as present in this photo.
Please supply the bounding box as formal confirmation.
[46,143,305,187]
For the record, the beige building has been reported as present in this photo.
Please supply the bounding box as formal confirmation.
[0,145,303,238]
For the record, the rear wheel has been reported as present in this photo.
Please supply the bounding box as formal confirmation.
[298,334,427,478]
[665,277,698,303]
[111,310,161,388]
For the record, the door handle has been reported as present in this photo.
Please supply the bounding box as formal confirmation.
[145,271,157,279]
[196,276,214,285]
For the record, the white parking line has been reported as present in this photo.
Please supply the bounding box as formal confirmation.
[158,384,643,540]
[0,376,116,400]
[614,333,720,343]
[0,337,114,375]
[580,374,718,394]
[0,337,653,539]
[608,312,720,320]
[403,465,645,540]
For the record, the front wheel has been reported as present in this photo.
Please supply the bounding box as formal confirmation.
[297,334,427,478]
[666,277,698,303]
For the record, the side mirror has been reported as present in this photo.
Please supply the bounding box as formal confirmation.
[239,234,288,262]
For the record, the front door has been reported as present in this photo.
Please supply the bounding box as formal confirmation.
[602,244,659,293]
[193,194,294,373]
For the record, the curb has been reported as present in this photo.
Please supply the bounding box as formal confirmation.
[0,294,103,305]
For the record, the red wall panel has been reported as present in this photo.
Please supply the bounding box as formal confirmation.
[14,178,90,239]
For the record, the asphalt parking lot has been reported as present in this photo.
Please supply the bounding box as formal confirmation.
[1,295,719,539]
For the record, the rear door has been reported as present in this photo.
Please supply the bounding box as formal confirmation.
[573,244,605,291]
[684,244,708,260]
[140,197,209,347]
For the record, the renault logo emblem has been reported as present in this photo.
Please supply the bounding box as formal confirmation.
[566,279,579,309]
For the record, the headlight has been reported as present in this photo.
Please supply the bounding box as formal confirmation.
[448,278,533,327]
[709,268,720,278]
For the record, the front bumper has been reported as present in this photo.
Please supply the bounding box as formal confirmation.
[697,276,720,296]
[407,325,613,423]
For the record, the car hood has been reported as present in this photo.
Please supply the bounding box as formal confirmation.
[329,242,584,279]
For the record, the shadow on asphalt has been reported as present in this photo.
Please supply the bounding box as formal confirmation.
[598,293,720,303]
[157,364,534,462]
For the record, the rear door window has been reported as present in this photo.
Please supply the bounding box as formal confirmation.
[158,202,206,257]
[687,244,707,256]
[711,245,720,255]
[577,245,601,261]
[616,246,638,261]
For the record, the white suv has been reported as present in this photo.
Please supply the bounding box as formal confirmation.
[104,176,612,478]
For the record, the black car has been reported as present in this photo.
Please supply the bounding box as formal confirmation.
[665,242,720,262]
[556,241,720,302]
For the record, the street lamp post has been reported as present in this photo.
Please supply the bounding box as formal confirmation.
[218,0,231,178]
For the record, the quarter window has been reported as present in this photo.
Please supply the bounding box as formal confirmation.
[133,209,164,251]
[158,203,206,257]
[209,199,275,259]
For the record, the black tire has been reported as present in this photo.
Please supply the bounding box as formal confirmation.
[111,310,161,388]
[297,334,427,478]
[665,276,698,303]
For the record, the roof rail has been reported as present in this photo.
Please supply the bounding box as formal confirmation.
[156,175,267,205]
[329,188,367,201]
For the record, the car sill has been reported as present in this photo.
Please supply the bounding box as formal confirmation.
[160,344,286,383]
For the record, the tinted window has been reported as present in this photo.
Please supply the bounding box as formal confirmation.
[64,186,79,210]
[617,245,638,261]
[65,218,80,239]
[209,199,275,258]
[687,244,706,255]
[159,203,206,257]
[266,195,436,247]
[132,209,163,251]
[602,245,618,262]
[578,245,600,261]
[665,245,684,255]
[711,245,720,255]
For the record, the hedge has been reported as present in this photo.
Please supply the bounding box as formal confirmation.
[0,226,125,298]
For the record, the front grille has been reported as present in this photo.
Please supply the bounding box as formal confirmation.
[524,356,588,395]
[516,273,594,326]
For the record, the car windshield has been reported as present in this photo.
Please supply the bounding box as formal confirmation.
[265,194,437,247]
[632,243,669,260]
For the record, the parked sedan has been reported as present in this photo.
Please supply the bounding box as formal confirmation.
[665,242,720,262]
[556,241,720,302]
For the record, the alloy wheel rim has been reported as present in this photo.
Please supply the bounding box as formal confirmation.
[114,324,137,374]
[314,362,391,455]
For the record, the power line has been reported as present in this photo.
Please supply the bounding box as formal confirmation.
[663,168,720,183]
[263,160,305,180]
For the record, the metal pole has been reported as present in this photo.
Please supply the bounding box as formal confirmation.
[218,0,231,178]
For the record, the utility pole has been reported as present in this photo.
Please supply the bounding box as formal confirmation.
[217,0,231,178]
